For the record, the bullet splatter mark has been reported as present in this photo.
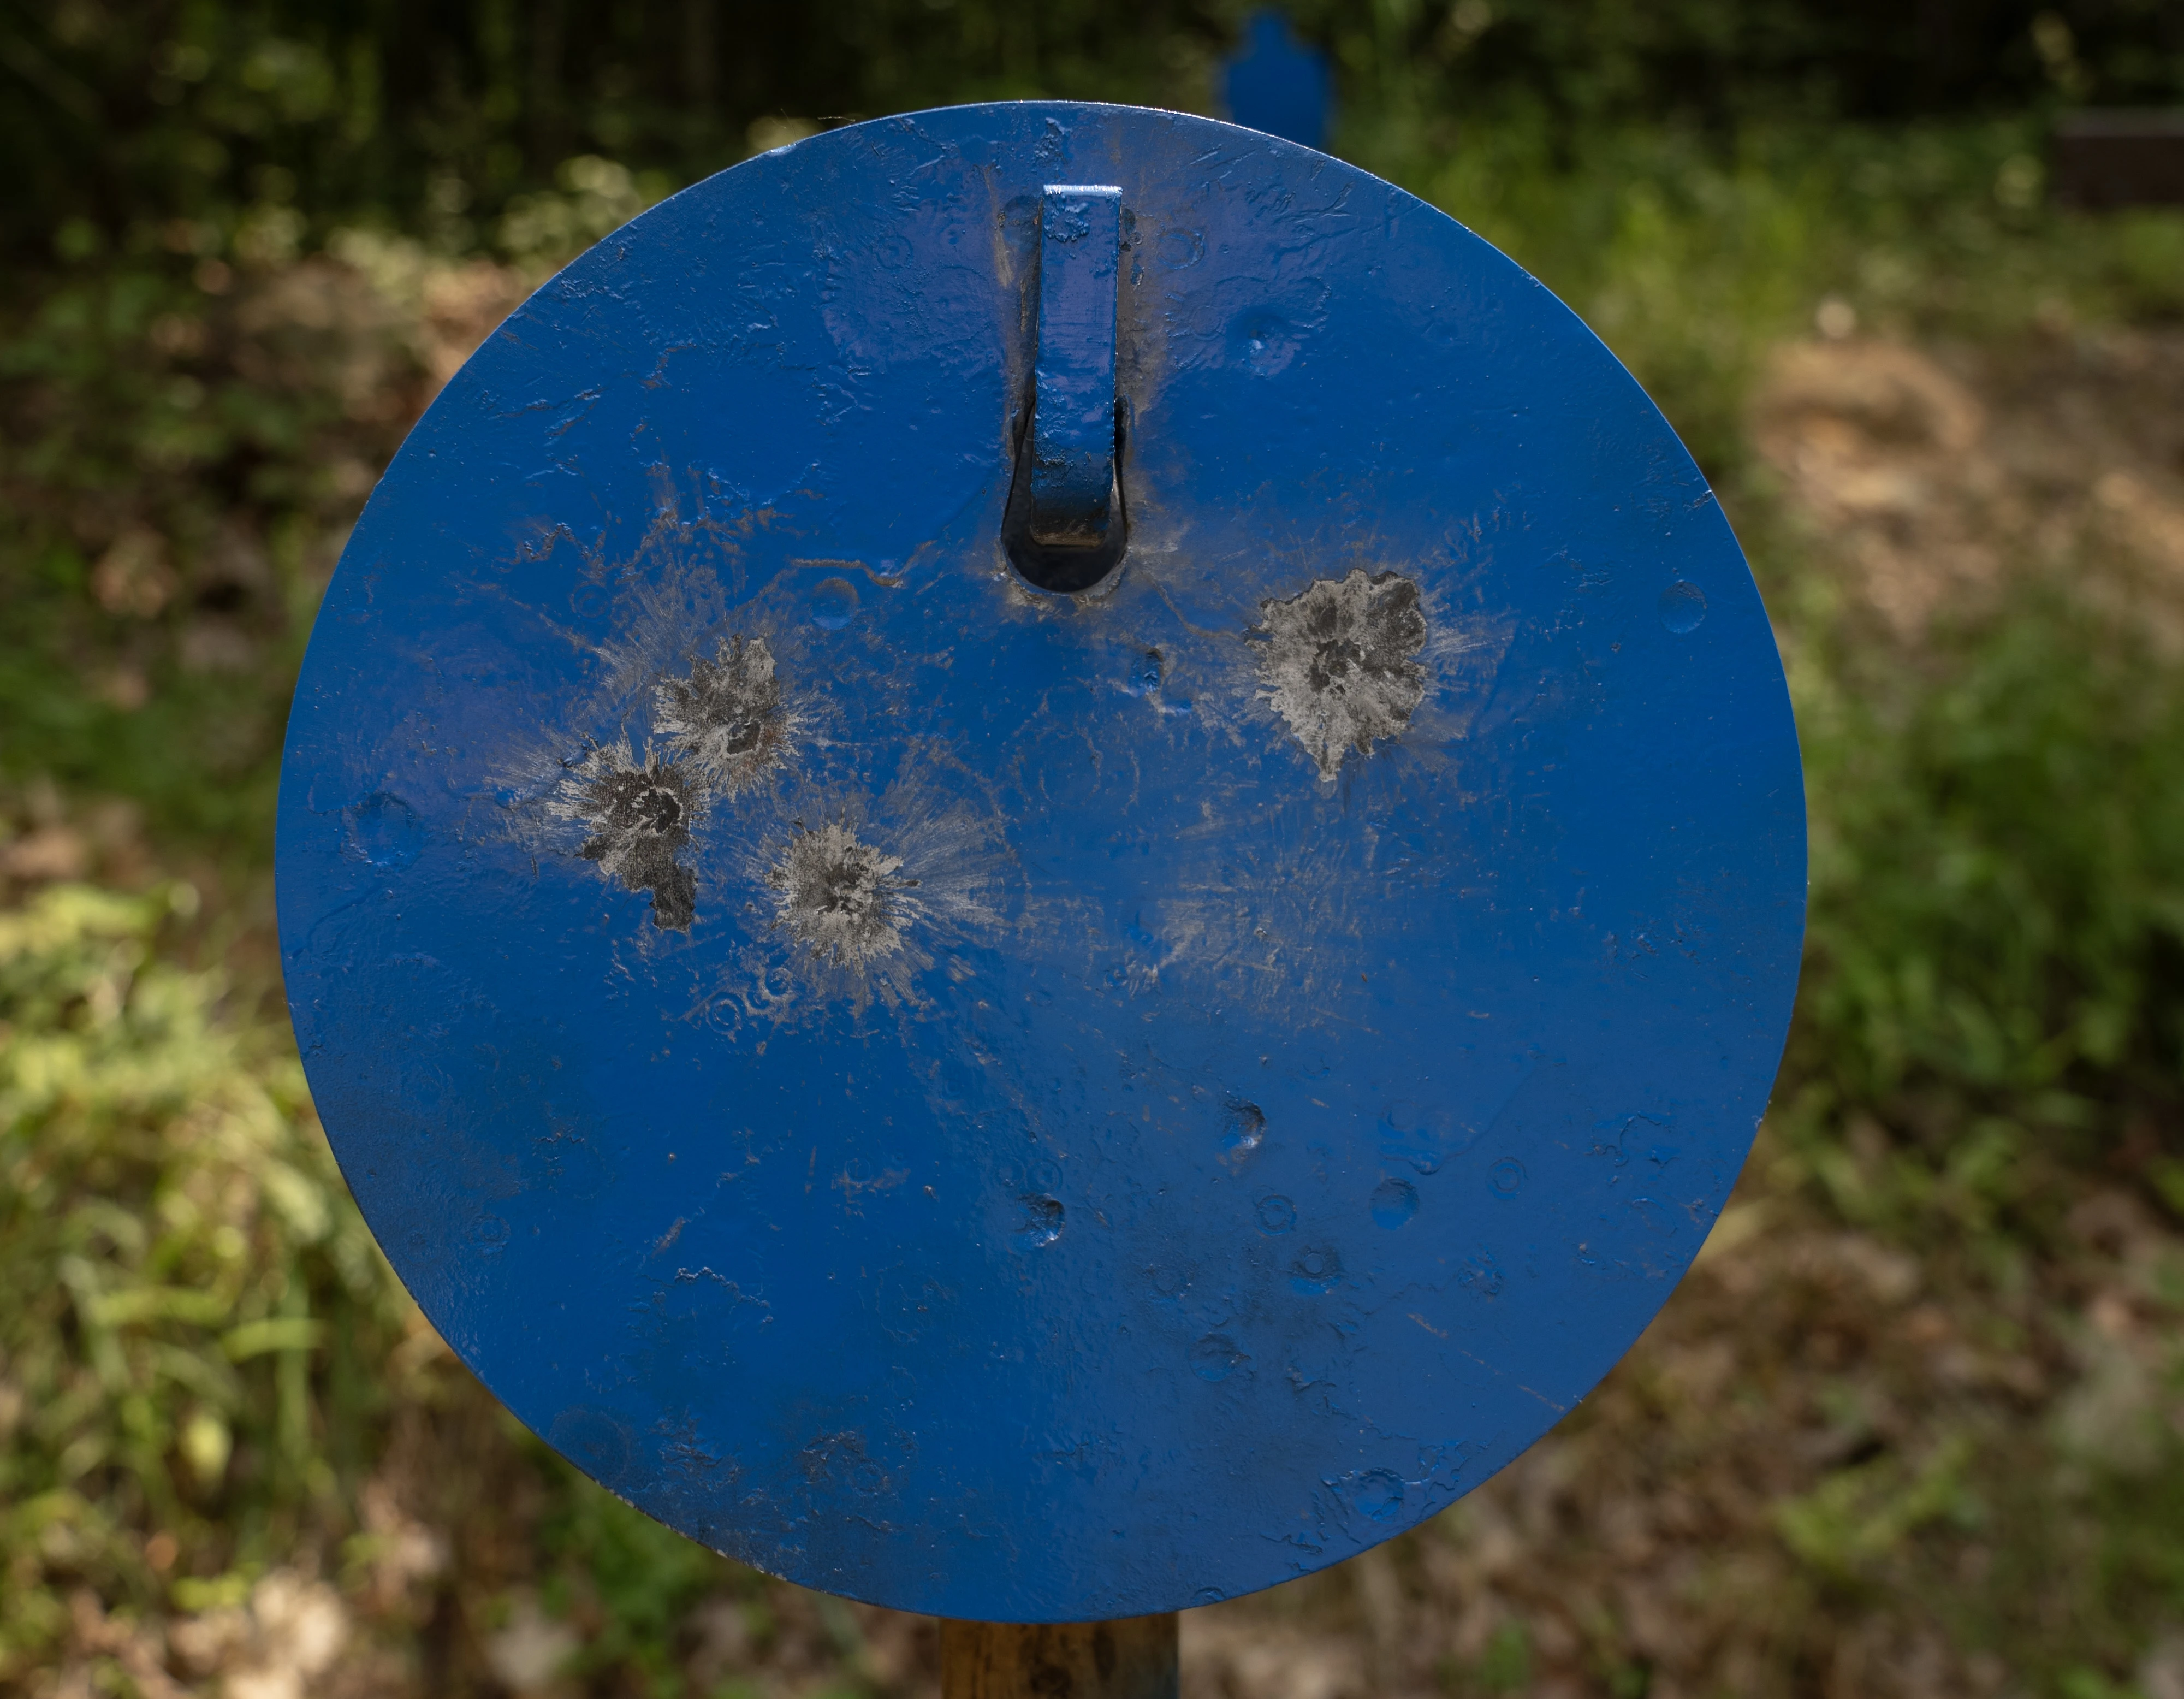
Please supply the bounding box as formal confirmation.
[1253,568,1428,779]
[654,635,791,795]
[558,741,701,929]
[767,820,919,967]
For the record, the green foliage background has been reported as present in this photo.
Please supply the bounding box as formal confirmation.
[3,2,2184,1695]
[5,0,2183,263]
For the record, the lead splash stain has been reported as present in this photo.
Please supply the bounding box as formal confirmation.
[541,630,797,933]
[556,739,701,929]
[767,820,920,967]
[1252,568,1428,779]
[654,634,792,795]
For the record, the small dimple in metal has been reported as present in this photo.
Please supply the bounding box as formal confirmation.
[1192,1333,1244,1382]
[559,742,699,930]
[767,820,919,967]
[1253,568,1428,779]
[1351,1468,1405,1522]
[1290,1246,1344,1294]
[1018,1194,1065,1247]
[346,791,421,868]
[1221,1100,1266,1169]
[1659,579,1707,634]
[1369,1177,1419,1229]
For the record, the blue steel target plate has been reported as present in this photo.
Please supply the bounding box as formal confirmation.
[277,102,1805,1620]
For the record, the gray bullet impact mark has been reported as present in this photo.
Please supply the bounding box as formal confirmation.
[654,634,792,795]
[556,739,701,930]
[1253,568,1428,779]
[767,820,921,967]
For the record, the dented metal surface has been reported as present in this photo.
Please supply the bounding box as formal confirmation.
[276,103,1806,1621]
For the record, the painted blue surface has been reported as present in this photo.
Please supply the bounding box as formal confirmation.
[1220,11,1333,151]
[276,102,1806,1622]
[1029,185,1122,547]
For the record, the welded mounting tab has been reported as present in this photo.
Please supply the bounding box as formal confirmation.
[1028,184,1123,548]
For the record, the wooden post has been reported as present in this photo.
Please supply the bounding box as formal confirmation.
[940,1615,1179,1699]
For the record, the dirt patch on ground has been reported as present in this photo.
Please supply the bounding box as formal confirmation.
[1753,329,2184,644]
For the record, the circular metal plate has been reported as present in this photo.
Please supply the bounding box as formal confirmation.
[277,102,1805,1620]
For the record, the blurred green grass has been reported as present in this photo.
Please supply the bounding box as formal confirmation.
[3,81,2184,1698]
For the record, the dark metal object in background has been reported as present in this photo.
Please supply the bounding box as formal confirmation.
[941,1617,1178,1698]
[1218,10,1331,150]
[276,102,1806,1623]
[2053,109,2184,207]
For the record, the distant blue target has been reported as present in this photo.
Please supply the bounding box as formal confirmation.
[277,103,1804,1622]
[1220,10,1333,150]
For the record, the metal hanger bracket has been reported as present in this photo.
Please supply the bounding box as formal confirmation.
[1027,183,1123,549]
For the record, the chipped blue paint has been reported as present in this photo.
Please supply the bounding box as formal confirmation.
[275,102,1806,1623]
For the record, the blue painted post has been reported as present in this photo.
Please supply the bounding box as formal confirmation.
[276,103,1805,1660]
